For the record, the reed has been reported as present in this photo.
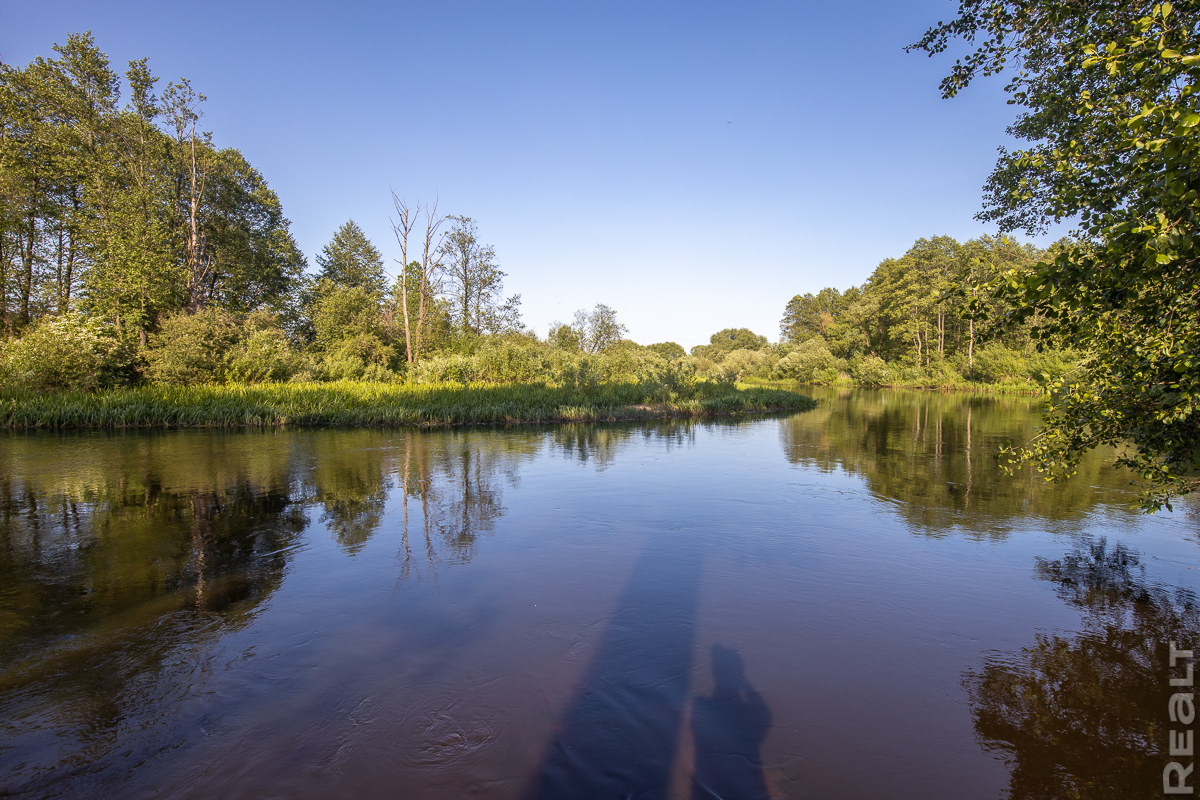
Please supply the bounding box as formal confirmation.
[0,381,816,429]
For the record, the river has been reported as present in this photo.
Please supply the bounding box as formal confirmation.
[1,387,1196,799]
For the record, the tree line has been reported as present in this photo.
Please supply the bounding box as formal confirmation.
[0,32,656,389]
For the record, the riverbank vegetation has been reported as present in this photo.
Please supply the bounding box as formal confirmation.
[0,381,814,429]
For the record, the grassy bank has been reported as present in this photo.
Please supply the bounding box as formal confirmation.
[0,380,816,430]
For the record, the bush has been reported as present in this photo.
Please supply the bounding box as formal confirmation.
[721,348,768,380]
[319,333,396,381]
[226,327,302,384]
[0,313,124,391]
[852,354,893,386]
[143,309,240,385]
[970,342,1026,383]
[312,284,382,348]
[774,337,839,382]
[1025,347,1081,383]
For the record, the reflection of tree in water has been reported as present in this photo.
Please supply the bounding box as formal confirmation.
[551,420,697,470]
[965,538,1198,799]
[780,387,1149,536]
[310,432,393,555]
[0,434,306,798]
[393,429,540,579]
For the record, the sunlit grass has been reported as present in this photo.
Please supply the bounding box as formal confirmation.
[0,380,817,429]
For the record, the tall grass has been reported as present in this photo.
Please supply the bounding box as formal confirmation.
[0,380,816,429]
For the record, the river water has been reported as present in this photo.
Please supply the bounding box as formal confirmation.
[1,387,1196,799]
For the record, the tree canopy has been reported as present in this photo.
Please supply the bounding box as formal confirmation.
[912,0,1200,508]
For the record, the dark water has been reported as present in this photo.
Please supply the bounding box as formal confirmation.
[1,387,1197,799]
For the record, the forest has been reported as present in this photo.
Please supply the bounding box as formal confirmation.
[0,32,1067,401]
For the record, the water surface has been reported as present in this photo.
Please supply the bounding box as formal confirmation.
[1,387,1196,799]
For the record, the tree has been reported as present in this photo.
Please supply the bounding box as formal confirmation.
[780,288,845,342]
[571,304,627,353]
[315,220,385,295]
[547,321,582,351]
[691,328,768,360]
[389,193,446,365]
[439,215,520,335]
[912,1,1200,507]
[646,341,685,360]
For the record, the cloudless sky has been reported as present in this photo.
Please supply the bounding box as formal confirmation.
[2,1,1059,348]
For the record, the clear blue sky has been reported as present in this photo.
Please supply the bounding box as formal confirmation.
[2,0,1056,349]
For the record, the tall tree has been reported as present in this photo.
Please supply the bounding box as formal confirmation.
[439,215,520,334]
[571,304,627,353]
[912,1,1200,507]
[315,220,385,295]
[780,288,846,343]
[389,192,446,365]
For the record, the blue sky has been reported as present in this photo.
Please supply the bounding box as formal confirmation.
[2,1,1055,348]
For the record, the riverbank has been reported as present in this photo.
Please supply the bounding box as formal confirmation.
[0,381,816,429]
[742,377,1043,396]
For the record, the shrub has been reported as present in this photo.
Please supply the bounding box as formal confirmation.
[721,348,768,380]
[226,327,301,384]
[312,284,382,348]
[970,342,1026,383]
[319,333,396,381]
[0,313,123,390]
[774,337,839,382]
[1025,347,1081,383]
[144,309,240,385]
[852,354,893,386]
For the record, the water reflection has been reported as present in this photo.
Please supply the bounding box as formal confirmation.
[0,399,1194,799]
[0,456,305,797]
[780,387,1147,534]
[966,538,1199,799]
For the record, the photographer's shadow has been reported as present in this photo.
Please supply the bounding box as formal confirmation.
[690,645,772,800]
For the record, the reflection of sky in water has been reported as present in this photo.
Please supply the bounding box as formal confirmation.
[0,398,1196,799]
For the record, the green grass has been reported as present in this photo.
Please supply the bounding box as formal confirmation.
[0,380,817,429]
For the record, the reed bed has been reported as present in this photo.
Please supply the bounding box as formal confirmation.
[0,381,816,430]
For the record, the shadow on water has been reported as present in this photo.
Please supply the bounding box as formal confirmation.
[690,645,772,800]
[524,533,707,799]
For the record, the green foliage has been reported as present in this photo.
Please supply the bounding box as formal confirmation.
[225,321,301,384]
[311,284,382,349]
[774,338,841,382]
[692,328,768,360]
[570,304,627,353]
[412,336,693,392]
[143,308,240,385]
[315,220,386,295]
[851,355,893,387]
[646,341,685,360]
[780,288,853,342]
[971,342,1025,383]
[547,321,582,351]
[0,313,125,390]
[318,333,395,382]
[913,0,1200,507]
[0,32,304,340]
[0,381,816,429]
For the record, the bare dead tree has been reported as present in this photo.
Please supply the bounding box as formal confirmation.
[389,191,445,366]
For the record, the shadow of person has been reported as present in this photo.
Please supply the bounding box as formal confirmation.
[690,645,772,800]
[524,535,704,799]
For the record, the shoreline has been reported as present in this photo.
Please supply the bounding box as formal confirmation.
[0,381,817,430]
